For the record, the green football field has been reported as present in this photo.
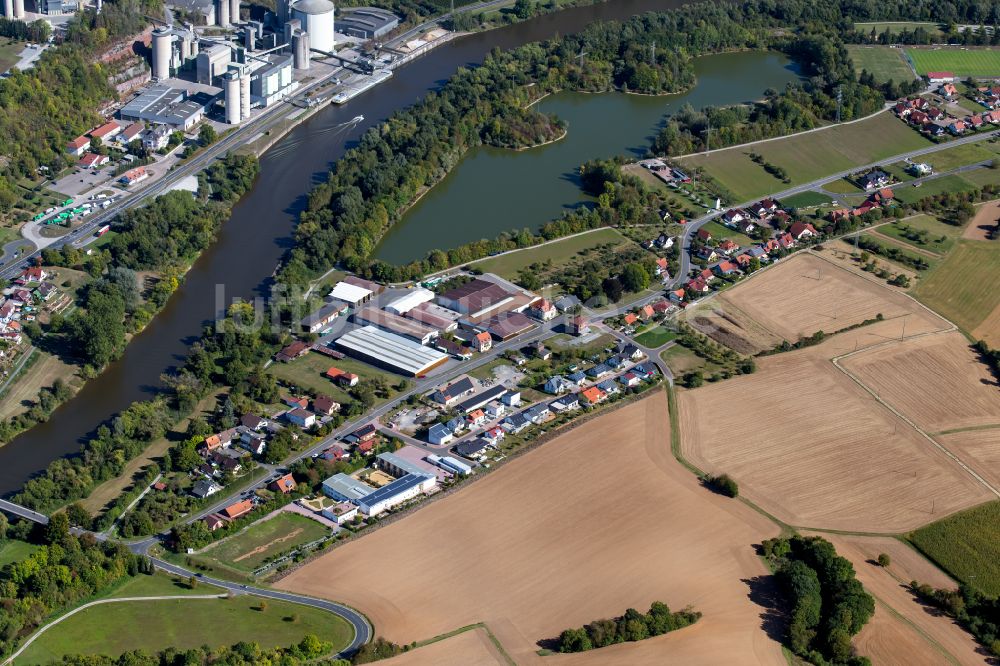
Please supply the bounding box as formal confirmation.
[907,48,1000,77]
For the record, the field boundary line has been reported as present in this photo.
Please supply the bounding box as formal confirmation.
[831,331,1000,501]
[864,228,944,259]
[412,622,516,666]
[2,593,227,666]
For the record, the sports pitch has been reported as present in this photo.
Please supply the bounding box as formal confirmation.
[907,47,1000,77]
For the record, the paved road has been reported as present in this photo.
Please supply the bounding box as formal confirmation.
[0,497,372,658]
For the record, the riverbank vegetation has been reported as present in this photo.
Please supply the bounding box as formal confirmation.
[555,601,701,652]
[762,535,874,666]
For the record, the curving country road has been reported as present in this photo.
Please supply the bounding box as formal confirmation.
[0,498,372,658]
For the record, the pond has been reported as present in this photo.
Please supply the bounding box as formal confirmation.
[373,50,803,265]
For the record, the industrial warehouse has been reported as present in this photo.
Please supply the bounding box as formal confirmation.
[334,325,449,376]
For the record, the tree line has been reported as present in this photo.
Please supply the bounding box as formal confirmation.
[909,581,1000,658]
[556,601,701,652]
[763,536,875,666]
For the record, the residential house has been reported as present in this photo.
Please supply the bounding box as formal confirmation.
[313,395,340,416]
[286,408,316,429]
[939,82,958,99]
[533,340,552,360]
[501,391,521,407]
[79,152,110,169]
[435,337,472,360]
[580,386,606,405]
[17,266,49,284]
[325,367,360,387]
[861,170,890,190]
[569,314,590,337]
[89,121,122,142]
[597,379,620,396]
[481,426,505,445]
[473,331,492,352]
[685,277,710,294]
[284,396,309,410]
[191,479,221,499]
[696,228,713,242]
[203,514,226,531]
[525,403,551,424]
[241,413,267,431]
[735,253,752,268]
[621,343,643,360]
[239,436,267,456]
[67,135,91,156]
[319,444,347,461]
[346,423,378,445]
[948,120,967,135]
[550,394,580,412]
[717,239,739,255]
[751,198,781,218]
[696,246,719,262]
[721,209,745,226]
[143,125,171,151]
[485,402,505,420]
[544,375,576,395]
[668,288,686,303]
[270,473,298,494]
[623,313,639,327]
[530,298,557,321]
[655,256,669,275]
[620,372,642,388]
[639,304,655,320]
[777,232,796,250]
[34,283,56,302]
[501,412,531,434]
[586,363,611,379]
[651,299,671,315]
[118,121,145,145]
[445,416,467,434]
[788,221,817,240]
[221,499,253,521]
[466,408,487,428]
[763,238,780,253]
[712,260,740,277]
[455,438,490,458]
[737,218,757,234]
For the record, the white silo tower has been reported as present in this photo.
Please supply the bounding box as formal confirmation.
[216,0,230,27]
[152,27,173,80]
[229,0,239,23]
[290,0,333,53]
[11,0,23,19]
[292,30,310,69]
[3,0,13,19]
[239,71,250,119]
[224,72,242,124]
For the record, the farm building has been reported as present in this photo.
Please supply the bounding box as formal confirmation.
[329,281,373,306]
[334,325,449,376]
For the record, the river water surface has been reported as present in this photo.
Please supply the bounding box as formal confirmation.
[0,0,797,494]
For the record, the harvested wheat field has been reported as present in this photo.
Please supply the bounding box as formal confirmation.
[380,627,509,666]
[277,393,785,665]
[719,252,924,342]
[964,199,1000,241]
[973,304,1000,348]
[679,336,992,532]
[812,534,987,665]
[937,428,1000,492]
[840,331,1000,434]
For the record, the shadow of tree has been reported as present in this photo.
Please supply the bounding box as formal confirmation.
[743,574,788,643]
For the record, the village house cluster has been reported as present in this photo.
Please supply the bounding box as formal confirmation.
[0,266,61,348]
[893,74,1000,138]
[673,199,817,303]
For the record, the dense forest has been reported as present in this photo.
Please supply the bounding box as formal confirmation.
[763,536,875,666]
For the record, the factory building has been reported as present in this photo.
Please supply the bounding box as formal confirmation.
[353,306,438,345]
[336,7,399,39]
[196,43,232,84]
[288,0,334,52]
[334,325,449,376]
[249,53,297,106]
[321,472,436,517]
[384,288,434,315]
[152,25,201,80]
[292,29,310,69]
[119,84,206,131]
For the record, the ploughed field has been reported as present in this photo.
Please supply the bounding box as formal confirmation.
[277,393,786,665]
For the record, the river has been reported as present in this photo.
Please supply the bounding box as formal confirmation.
[0,0,792,495]
[374,50,802,265]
